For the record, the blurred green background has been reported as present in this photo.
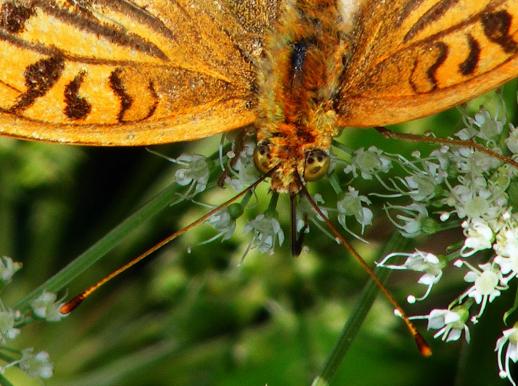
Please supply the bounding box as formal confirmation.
[0,80,516,386]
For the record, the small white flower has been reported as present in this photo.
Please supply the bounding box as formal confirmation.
[297,194,326,232]
[467,149,501,176]
[389,150,447,201]
[490,166,514,197]
[244,214,284,255]
[206,206,239,242]
[461,263,506,318]
[0,307,20,343]
[413,307,470,342]
[460,219,494,257]
[496,323,518,386]
[471,109,504,140]
[174,154,210,193]
[30,292,65,322]
[455,126,478,140]
[377,250,444,302]
[450,184,492,219]
[344,146,391,180]
[495,255,518,285]
[385,203,429,238]
[402,173,438,202]
[458,108,505,141]
[494,227,518,283]
[0,256,22,283]
[495,226,518,259]
[19,348,53,379]
[447,177,506,222]
[225,142,260,191]
[425,149,450,179]
[337,187,372,232]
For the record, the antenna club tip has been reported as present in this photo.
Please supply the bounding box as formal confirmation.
[59,296,84,315]
[415,333,432,357]
[58,304,73,315]
[419,344,433,357]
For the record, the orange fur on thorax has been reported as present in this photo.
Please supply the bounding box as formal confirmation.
[255,0,351,192]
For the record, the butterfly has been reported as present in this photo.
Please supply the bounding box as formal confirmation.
[0,0,517,358]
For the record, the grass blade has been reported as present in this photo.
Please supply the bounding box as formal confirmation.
[311,233,410,386]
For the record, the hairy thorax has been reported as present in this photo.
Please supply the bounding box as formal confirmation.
[254,0,361,192]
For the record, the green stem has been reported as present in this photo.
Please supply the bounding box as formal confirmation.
[0,352,15,363]
[0,373,14,386]
[241,190,253,208]
[267,192,279,214]
[331,140,353,156]
[15,168,221,311]
[328,174,343,195]
[311,232,410,386]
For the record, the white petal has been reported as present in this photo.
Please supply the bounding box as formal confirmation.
[443,312,461,324]
[446,328,462,342]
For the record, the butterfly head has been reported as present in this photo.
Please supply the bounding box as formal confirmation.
[253,129,330,193]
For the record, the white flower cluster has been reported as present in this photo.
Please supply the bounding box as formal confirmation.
[372,101,518,385]
[0,256,62,381]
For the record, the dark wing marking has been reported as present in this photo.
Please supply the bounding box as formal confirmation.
[404,0,461,42]
[481,10,518,53]
[64,71,92,120]
[0,2,35,33]
[426,41,449,90]
[459,34,481,75]
[10,54,65,112]
[109,68,133,122]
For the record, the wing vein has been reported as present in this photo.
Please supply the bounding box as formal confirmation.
[94,0,176,41]
[34,0,170,61]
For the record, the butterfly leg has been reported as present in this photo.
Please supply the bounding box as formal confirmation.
[375,126,518,171]
[217,130,248,187]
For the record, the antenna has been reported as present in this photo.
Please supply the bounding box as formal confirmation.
[60,165,279,314]
[375,126,518,170]
[295,172,432,357]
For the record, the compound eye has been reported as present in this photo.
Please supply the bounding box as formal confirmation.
[253,140,272,174]
[304,149,330,181]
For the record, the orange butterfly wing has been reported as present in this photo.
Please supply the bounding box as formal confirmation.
[337,0,518,127]
[0,0,280,145]
[1,0,516,144]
